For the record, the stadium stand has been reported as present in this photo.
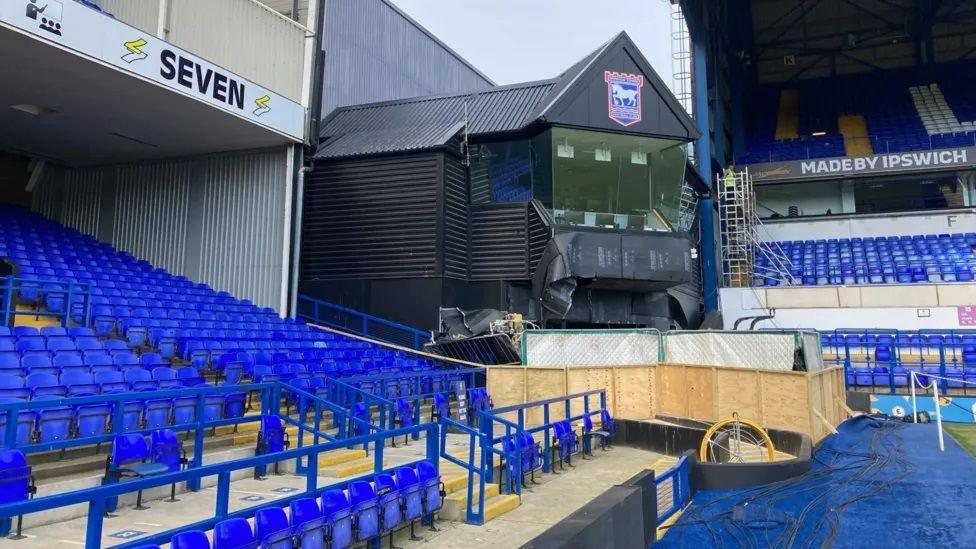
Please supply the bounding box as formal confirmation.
[0,204,468,447]
[818,329,976,392]
[754,232,976,286]
[738,61,976,164]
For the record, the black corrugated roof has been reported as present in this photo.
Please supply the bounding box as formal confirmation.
[316,81,555,159]
[315,31,697,159]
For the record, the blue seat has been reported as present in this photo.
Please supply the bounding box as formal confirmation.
[34,395,73,444]
[171,530,210,549]
[75,399,111,439]
[104,433,172,512]
[348,480,380,543]
[213,517,255,549]
[321,490,353,549]
[150,429,187,502]
[255,415,289,478]
[395,465,424,528]
[0,375,29,400]
[0,449,36,538]
[432,393,449,421]
[290,497,327,548]
[394,398,412,446]
[415,460,442,517]
[600,409,616,439]
[23,355,58,377]
[582,414,611,453]
[27,372,66,397]
[254,506,293,548]
[375,473,401,537]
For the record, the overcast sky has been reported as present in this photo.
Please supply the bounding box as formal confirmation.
[389,0,676,89]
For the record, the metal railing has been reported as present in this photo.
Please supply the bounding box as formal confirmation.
[655,456,691,526]
[478,390,609,501]
[0,383,267,460]
[1,275,93,327]
[0,422,438,549]
[823,328,976,394]
[297,294,431,349]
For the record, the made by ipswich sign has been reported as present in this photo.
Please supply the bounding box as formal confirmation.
[747,146,974,183]
[0,0,305,140]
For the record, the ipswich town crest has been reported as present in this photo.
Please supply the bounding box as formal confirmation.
[605,71,644,127]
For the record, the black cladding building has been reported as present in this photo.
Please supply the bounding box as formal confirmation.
[299,32,703,333]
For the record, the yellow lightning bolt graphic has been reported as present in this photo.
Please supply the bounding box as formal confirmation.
[121,38,148,63]
[253,95,272,116]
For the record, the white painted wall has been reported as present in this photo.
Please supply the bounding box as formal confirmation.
[720,287,969,330]
[759,208,976,241]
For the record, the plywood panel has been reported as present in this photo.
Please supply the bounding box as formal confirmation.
[760,372,810,433]
[525,368,566,427]
[657,365,688,417]
[715,368,761,420]
[685,367,716,420]
[613,366,655,420]
[486,366,525,425]
[567,367,613,419]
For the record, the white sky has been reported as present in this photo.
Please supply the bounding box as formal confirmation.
[390,0,676,89]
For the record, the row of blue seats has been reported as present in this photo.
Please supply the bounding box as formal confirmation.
[0,367,213,398]
[847,365,976,389]
[0,351,170,376]
[142,462,442,549]
[0,386,245,445]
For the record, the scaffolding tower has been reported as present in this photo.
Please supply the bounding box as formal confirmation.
[718,167,796,287]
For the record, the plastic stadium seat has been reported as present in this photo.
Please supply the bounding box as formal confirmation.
[432,393,449,421]
[375,473,401,536]
[290,497,327,547]
[75,400,111,438]
[0,450,37,538]
[348,480,380,542]
[171,530,210,549]
[254,507,292,548]
[27,373,66,397]
[0,398,35,446]
[416,460,442,517]
[321,490,353,549]
[213,518,255,549]
[62,371,98,396]
[395,466,424,524]
[34,396,73,443]
[0,376,29,400]
[255,415,289,477]
[582,414,612,452]
[104,433,171,511]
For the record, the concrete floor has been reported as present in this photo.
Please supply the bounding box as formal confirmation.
[391,445,662,549]
[0,438,659,548]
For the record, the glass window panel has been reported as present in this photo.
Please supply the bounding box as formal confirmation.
[546,127,687,231]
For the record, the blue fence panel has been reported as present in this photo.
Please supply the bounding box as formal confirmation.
[655,456,691,526]
[296,294,431,349]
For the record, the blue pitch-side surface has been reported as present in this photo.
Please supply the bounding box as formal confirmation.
[659,416,976,548]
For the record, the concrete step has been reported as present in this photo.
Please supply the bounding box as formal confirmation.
[320,456,385,478]
[441,481,500,521]
[317,448,367,467]
[482,494,520,522]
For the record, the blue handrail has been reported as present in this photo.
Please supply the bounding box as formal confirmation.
[0,383,271,456]
[297,294,431,349]
[822,328,976,393]
[0,422,439,549]
[1,275,93,327]
[655,456,691,526]
[478,389,608,497]
[439,416,491,524]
